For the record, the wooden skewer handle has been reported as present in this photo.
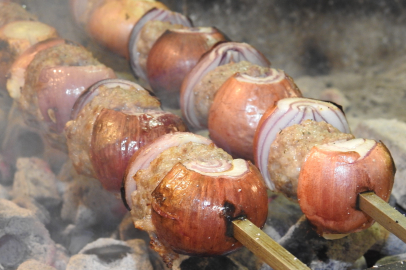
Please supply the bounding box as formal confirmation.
[232,219,310,270]
[359,191,406,243]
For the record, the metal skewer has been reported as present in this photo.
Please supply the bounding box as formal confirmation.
[358,191,406,243]
[232,219,310,270]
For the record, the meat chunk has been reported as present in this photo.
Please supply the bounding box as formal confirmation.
[268,119,355,200]
[136,20,187,81]
[0,2,37,27]
[18,43,115,149]
[130,142,232,263]
[65,84,161,178]
[193,61,270,126]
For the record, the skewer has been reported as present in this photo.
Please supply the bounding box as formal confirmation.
[358,191,406,243]
[232,218,310,270]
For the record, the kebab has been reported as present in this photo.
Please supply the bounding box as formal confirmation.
[0,14,292,266]
[1,1,402,268]
[253,97,398,240]
[131,6,404,258]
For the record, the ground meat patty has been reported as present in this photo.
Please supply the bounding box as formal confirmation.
[193,61,271,126]
[129,141,232,264]
[65,84,161,178]
[19,43,100,128]
[268,119,355,200]
[130,142,232,232]
[0,2,37,27]
[136,20,187,81]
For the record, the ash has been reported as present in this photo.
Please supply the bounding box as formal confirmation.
[1,0,406,269]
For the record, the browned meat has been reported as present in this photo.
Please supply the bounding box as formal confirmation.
[65,84,161,178]
[129,141,232,263]
[0,2,37,27]
[136,20,187,81]
[268,119,355,200]
[193,61,270,125]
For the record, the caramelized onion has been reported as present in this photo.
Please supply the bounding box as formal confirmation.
[86,0,168,58]
[36,65,116,133]
[151,160,268,256]
[0,20,58,88]
[123,132,212,210]
[254,97,350,190]
[180,42,271,130]
[90,109,187,191]
[6,38,66,99]
[65,79,161,179]
[146,27,227,108]
[129,8,192,82]
[69,0,105,28]
[208,69,302,160]
[297,139,395,236]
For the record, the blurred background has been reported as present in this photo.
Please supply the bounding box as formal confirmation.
[17,0,406,124]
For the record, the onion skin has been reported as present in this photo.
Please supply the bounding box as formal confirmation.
[297,139,395,235]
[65,80,161,179]
[90,109,187,191]
[86,0,168,58]
[69,0,106,28]
[151,161,268,256]
[36,65,116,134]
[208,69,302,161]
[253,97,351,190]
[180,42,271,130]
[0,2,38,28]
[123,132,212,210]
[128,8,192,82]
[6,38,67,100]
[146,27,227,108]
[0,20,58,88]
[70,78,152,121]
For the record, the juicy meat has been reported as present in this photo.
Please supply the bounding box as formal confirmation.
[19,43,101,129]
[0,2,37,27]
[129,142,231,262]
[18,43,114,150]
[65,85,161,178]
[136,20,187,80]
[268,119,355,200]
[193,61,270,126]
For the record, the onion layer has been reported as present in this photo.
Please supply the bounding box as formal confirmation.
[129,8,192,82]
[123,132,212,210]
[151,161,268,256]
[180,42,271,130]
[6,38,67,100]
[36,65,116,133]
[86,0,168,58]
[71,78,152,120]
[90,109,187,191]
[254,97,350,190]
[208,69,302,161]
[146,27,227,108]
[297,139,395,235]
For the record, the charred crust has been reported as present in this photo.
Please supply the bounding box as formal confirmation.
[120,181,131,211]
[222,201,247,238]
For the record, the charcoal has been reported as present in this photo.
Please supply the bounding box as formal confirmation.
[16,260,57,270]
[0,184,9,200]
[277,216,388,267]
[375,253,406,267]
[13,197,51,225]
[11,157,61,209]
[60,175,126,231]
[0,199,59,269]
[66,238,153,270]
